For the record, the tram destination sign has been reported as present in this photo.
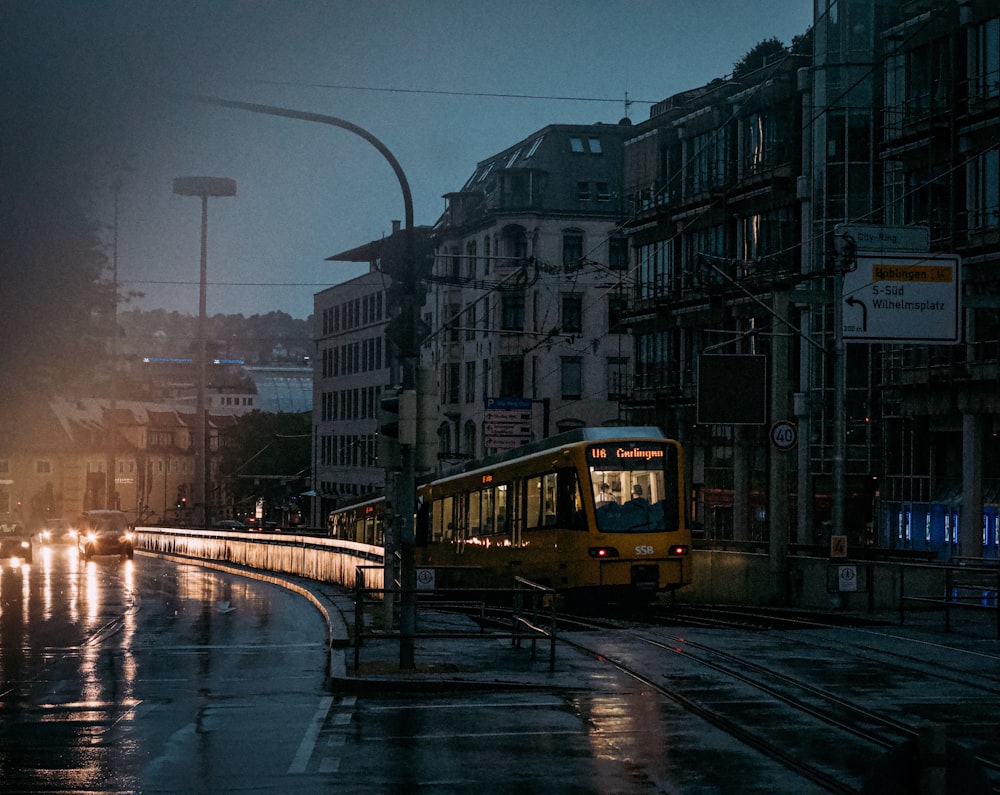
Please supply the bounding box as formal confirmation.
[842,253,961,344]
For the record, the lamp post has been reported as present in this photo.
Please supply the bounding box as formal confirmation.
[185,95,422,670]
[173,176,236,528]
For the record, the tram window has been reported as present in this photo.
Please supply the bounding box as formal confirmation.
[543,472,559,525]
[526,476,543,529]
[495,483,508,535]
[454,493,468,538]
[508,480,523,543]
[434,496,456,541]
[469,489,483,535]
[557,468,585,530]
[480,489,495,535]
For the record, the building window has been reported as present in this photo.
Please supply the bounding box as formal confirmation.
[561,357,582,399]
[463,420,477,459]
[570,137,585,153]
[967,147,1000,231]
[562,230,584,268]
[466,303,477,341]
[577,181,591,201]
[466,239,477,277]
[501,294,525,331]
[608,293,628,334]
[447,303,461,342]
[465,361,477,403]
[36,460,51,474]
[0,459,8,474]
[561,294,583,333]
[609,237,628,271]
[499,356,524,398]
[446,362,460,405]
[588,137,602,154]
[595,182,610,201]
[969,17,1000,102]
[607,358,629,400]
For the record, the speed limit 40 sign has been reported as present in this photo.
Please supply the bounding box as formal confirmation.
[770,420,798,451]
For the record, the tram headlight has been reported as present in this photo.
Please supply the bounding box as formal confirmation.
[589,546,620,558]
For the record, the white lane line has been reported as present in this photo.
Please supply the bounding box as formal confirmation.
[287,696,334,774]
[319,757,341,774]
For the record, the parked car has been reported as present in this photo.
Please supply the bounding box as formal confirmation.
[38,517,77,545]
[77,510,134,560]
[0,521,33,563]
[214,519,246,531]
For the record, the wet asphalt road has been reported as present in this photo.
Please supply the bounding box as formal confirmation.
[0,546,332,793]
[11,545,992,793]
[0,545,830,793]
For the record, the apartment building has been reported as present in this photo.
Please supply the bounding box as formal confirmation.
[312,266,393,520]
[425,122,634,468]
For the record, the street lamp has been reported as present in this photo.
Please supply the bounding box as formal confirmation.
[173,176,236,528]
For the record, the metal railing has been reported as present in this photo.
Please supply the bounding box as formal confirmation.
[899,562,1000,638]
[351,566,557,672]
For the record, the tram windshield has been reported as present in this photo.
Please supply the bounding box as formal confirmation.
[587,441,680,533]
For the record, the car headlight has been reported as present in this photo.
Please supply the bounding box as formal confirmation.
[21,540,30,549]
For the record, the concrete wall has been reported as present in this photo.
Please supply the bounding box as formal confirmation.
[674,549,979,614]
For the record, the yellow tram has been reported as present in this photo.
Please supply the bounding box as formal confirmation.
[327,427,691,601]
[417,427,690,600]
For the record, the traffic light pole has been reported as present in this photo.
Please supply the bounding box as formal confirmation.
[189,95,420,668]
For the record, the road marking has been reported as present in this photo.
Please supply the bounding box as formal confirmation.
[287,696,333,774]
[319,757,341,773]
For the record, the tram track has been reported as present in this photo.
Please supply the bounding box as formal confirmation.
[554,607,1000,793]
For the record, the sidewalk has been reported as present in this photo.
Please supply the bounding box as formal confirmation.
[310,582,601,693]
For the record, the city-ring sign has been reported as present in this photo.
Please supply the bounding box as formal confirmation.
[842,253,961,344]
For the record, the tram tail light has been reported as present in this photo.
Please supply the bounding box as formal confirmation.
[669,545,689,556]
[589,546,620,558]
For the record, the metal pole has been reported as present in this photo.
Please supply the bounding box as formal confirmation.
[173,176,236,529]
[769,291,790,604]
[832,258,846,548]
[185,96,420,668]
[196,193,209,528]
[107,180,121,510]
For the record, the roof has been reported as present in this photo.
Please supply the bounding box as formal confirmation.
[243,366,313,413]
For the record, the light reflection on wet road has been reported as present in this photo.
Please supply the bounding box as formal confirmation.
[0,547,330,793]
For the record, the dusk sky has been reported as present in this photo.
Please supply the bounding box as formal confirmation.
[4,1,814,321]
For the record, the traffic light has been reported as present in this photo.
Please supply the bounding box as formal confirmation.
[378,387,416,470]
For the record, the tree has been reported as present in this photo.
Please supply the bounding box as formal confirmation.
[215,411,312,517]
[732,37,789,79]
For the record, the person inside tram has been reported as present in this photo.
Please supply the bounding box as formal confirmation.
[596,481,619,505]
[628,484,649,508]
